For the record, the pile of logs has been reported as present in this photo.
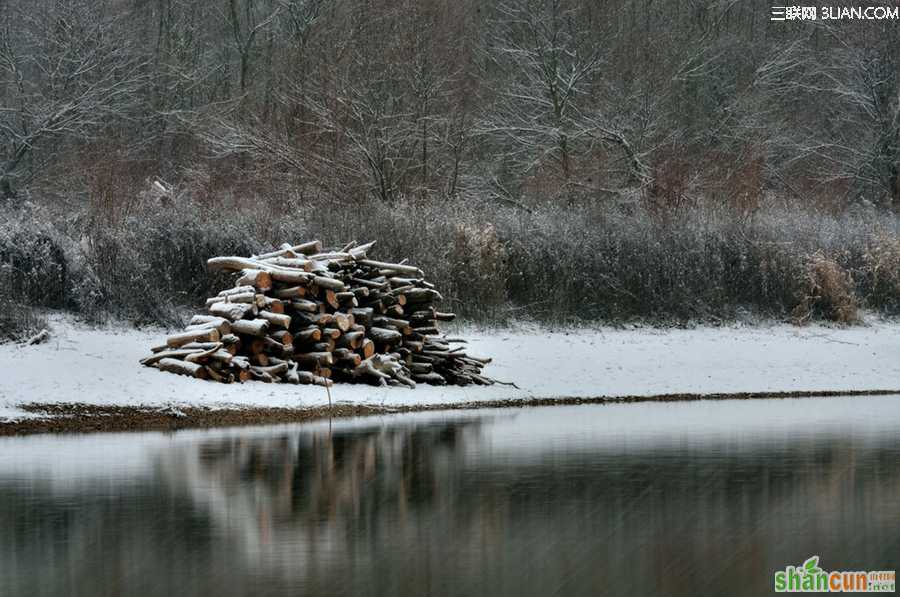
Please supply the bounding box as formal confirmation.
[140,240,492,389]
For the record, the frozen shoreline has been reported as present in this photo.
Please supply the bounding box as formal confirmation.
[2,317,900,426]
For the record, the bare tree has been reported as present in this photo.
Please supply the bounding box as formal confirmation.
[225,0,281,94]
[753,35,900,207]
[0,0,149,198]
[480,0,649,201]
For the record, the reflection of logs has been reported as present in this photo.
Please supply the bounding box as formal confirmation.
[141,240,492,388]
[171,417,478,562]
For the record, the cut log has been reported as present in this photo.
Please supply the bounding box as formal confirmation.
[350,277,388,290]
[251,362,289,377]
[413,326,440,335]
[183,343,223,364]
[402,340,424,352]
[385,304,405,317]
[333,348,362,367]
[270,330,294,346]
[289,298,319,312]
[208,301,255,321]
[250,370,275,383]
[309,251,353,262]
[270,269,311,284]
[323,289,339,309]
[295,371,333,387]
[273,286,307,299]
[332,312,353,332]
[294,352,334,367]
[309,313,333,326]
[235,269,273,291]
[350,307,373,326]
[157,358,207,379]
[369,327,402,345]
[294,328,322,343]
[230,319,270,337]
[320,327,341,340]
[409,362,433,374]
[312,275,346,291]
[373,316,412,334]
[242,337,265,355]
[263,337,293,358]
[207,349,235,364]
[262,257,313,271]
[358,259,423,276]
[231,356,252,370]
[205,366,234,384]
[217,285,257,298]
[189,315,232,329]
[304,340,335,352]
[389,277,426,287]
[210,257,315,285]
[205,291,255,306]
[255,240,322,259]
[349,241,375,259]
[336,330,365,350]
[141,348,204,367]
[25,329,50,346]
[179,341,225,351]
[404,288,443,303]
[359,338,375,358]
[351,359,391,381]
[186,317,232,335]
[258,310,291,329]
[166,328,220,348]
[412,372,446,385]
[259,297,285,314]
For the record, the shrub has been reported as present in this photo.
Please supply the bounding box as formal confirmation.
[792,252,859,324]
[5,189,900,326]
[0,216,69,309]
[859,232,900,313]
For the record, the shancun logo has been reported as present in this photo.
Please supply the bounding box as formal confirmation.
[774,555,896,592]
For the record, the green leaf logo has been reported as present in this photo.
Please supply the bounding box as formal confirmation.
[803,556,823,576]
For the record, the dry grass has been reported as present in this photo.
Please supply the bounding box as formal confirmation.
[0,296,48,343]
[3,192,900,326]
[792,252,859,324]
[860,232,900,312]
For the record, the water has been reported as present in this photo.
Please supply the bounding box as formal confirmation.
[0,396,898,596]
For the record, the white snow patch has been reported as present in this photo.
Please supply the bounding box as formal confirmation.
[2,317,900,420]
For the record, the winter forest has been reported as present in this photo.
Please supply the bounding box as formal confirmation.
[3,0,900,338]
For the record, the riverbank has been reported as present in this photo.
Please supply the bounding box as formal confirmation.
[2,317,900,434]
[5,390,900,435]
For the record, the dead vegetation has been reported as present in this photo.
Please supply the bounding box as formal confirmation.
[792,252,859,324]
[4,198,900,334]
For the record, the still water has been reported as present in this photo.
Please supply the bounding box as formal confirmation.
[0,396,898,596]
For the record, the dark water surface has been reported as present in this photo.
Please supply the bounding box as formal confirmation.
[1,396,898,596]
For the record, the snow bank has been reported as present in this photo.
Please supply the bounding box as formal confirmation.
[2,317,900,421]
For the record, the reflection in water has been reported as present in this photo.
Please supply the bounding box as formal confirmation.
[0,399,899,597]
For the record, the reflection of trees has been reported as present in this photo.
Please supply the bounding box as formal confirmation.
[0,421,898,597]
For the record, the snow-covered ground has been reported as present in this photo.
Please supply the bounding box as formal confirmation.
[2,316,900,422]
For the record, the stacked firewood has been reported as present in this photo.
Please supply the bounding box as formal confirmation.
[140,240,492,388]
